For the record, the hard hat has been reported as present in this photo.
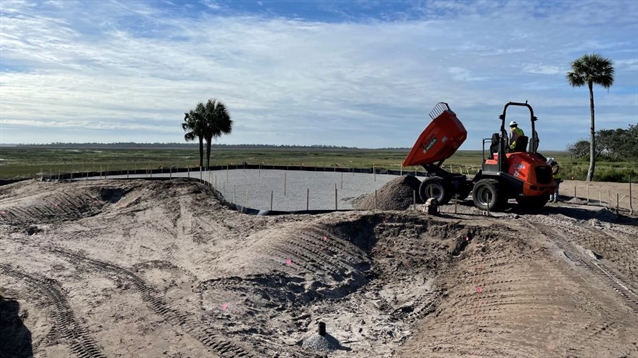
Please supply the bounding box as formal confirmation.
[509,121,518,127]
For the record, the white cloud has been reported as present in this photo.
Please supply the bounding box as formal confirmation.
[0,0,636,149]
[523,64,565,75]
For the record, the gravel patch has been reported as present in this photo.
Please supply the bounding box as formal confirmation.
[83,169,413,211]
[301,334,342,352]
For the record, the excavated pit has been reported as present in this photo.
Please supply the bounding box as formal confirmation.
[1,178,637,358]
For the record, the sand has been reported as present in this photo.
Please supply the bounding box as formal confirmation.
[1,177,637,358]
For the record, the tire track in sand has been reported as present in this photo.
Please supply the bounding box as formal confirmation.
[49,247,259,358]
[0,264,107,358]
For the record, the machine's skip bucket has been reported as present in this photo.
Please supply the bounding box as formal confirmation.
[402,108,467,167]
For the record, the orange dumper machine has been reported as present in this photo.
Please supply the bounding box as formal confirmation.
[403,102,556,211]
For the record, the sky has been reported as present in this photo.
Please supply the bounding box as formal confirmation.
[0,0,637,149]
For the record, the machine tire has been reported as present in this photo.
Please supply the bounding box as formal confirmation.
[472,179,506,211]
[419,176,453,205]
[515,195,549,211]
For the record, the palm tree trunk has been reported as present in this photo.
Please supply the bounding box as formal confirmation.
[205,136,212,170]
[587,81,596,182]
[198,136,204,168]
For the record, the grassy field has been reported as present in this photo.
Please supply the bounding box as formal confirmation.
[0,146,634,182]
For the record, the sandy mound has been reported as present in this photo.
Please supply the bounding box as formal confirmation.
[352,175,423,210]
[2,179,638,357]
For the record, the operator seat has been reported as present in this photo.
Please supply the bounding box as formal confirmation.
[512,135,529,152]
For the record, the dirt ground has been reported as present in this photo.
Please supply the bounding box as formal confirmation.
[1,178,637,358]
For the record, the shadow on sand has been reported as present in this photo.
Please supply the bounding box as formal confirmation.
[0,295,33,358]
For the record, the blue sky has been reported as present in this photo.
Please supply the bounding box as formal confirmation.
[0,0,636,149]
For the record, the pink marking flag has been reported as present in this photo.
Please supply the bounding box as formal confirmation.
[221,303,228,311]
[286,259,292,266]
[466,236,469,242]
[1,210,6,215]
[477,286,483,293]
[323,236,327,242]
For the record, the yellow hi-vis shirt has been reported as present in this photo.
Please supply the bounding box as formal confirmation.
[509,127,524,150]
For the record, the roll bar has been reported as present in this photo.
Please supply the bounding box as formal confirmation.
[498,101,539,154]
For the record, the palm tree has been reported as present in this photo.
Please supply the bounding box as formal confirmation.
[566,53,615,181]
[182,110,204,168]
[198,99,233,169]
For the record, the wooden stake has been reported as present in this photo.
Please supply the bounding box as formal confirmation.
[630,175,634,215]
[616,193,619,215]
[574,185,577,200]
[170,167,172,179]
[599,187,602,206]
[487,192,492,216]
[306,188,309,211]
[284,172,287,196]
[270,190,274,211]
[335,187,338,210]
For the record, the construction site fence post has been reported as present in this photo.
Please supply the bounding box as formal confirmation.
[630,175,634,215]
[335,187,338,210]
[616,193,619,215]
[270,191,273,211]
[284,172,287,196]
[373,164,376,182]
[306,188,309,211]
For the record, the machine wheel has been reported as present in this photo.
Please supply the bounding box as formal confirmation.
[419,176,453,205]
[515,195,549,211]
[472,179,506,211]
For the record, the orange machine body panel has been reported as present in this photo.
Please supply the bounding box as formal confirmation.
[403,110,467,167]
[485,152,556,196]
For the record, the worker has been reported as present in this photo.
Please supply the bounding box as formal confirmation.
[509,121,525,151]
[547,157,562,202]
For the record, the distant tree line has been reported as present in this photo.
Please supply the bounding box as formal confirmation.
[567,124,638,162]
[15,143,366,149]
